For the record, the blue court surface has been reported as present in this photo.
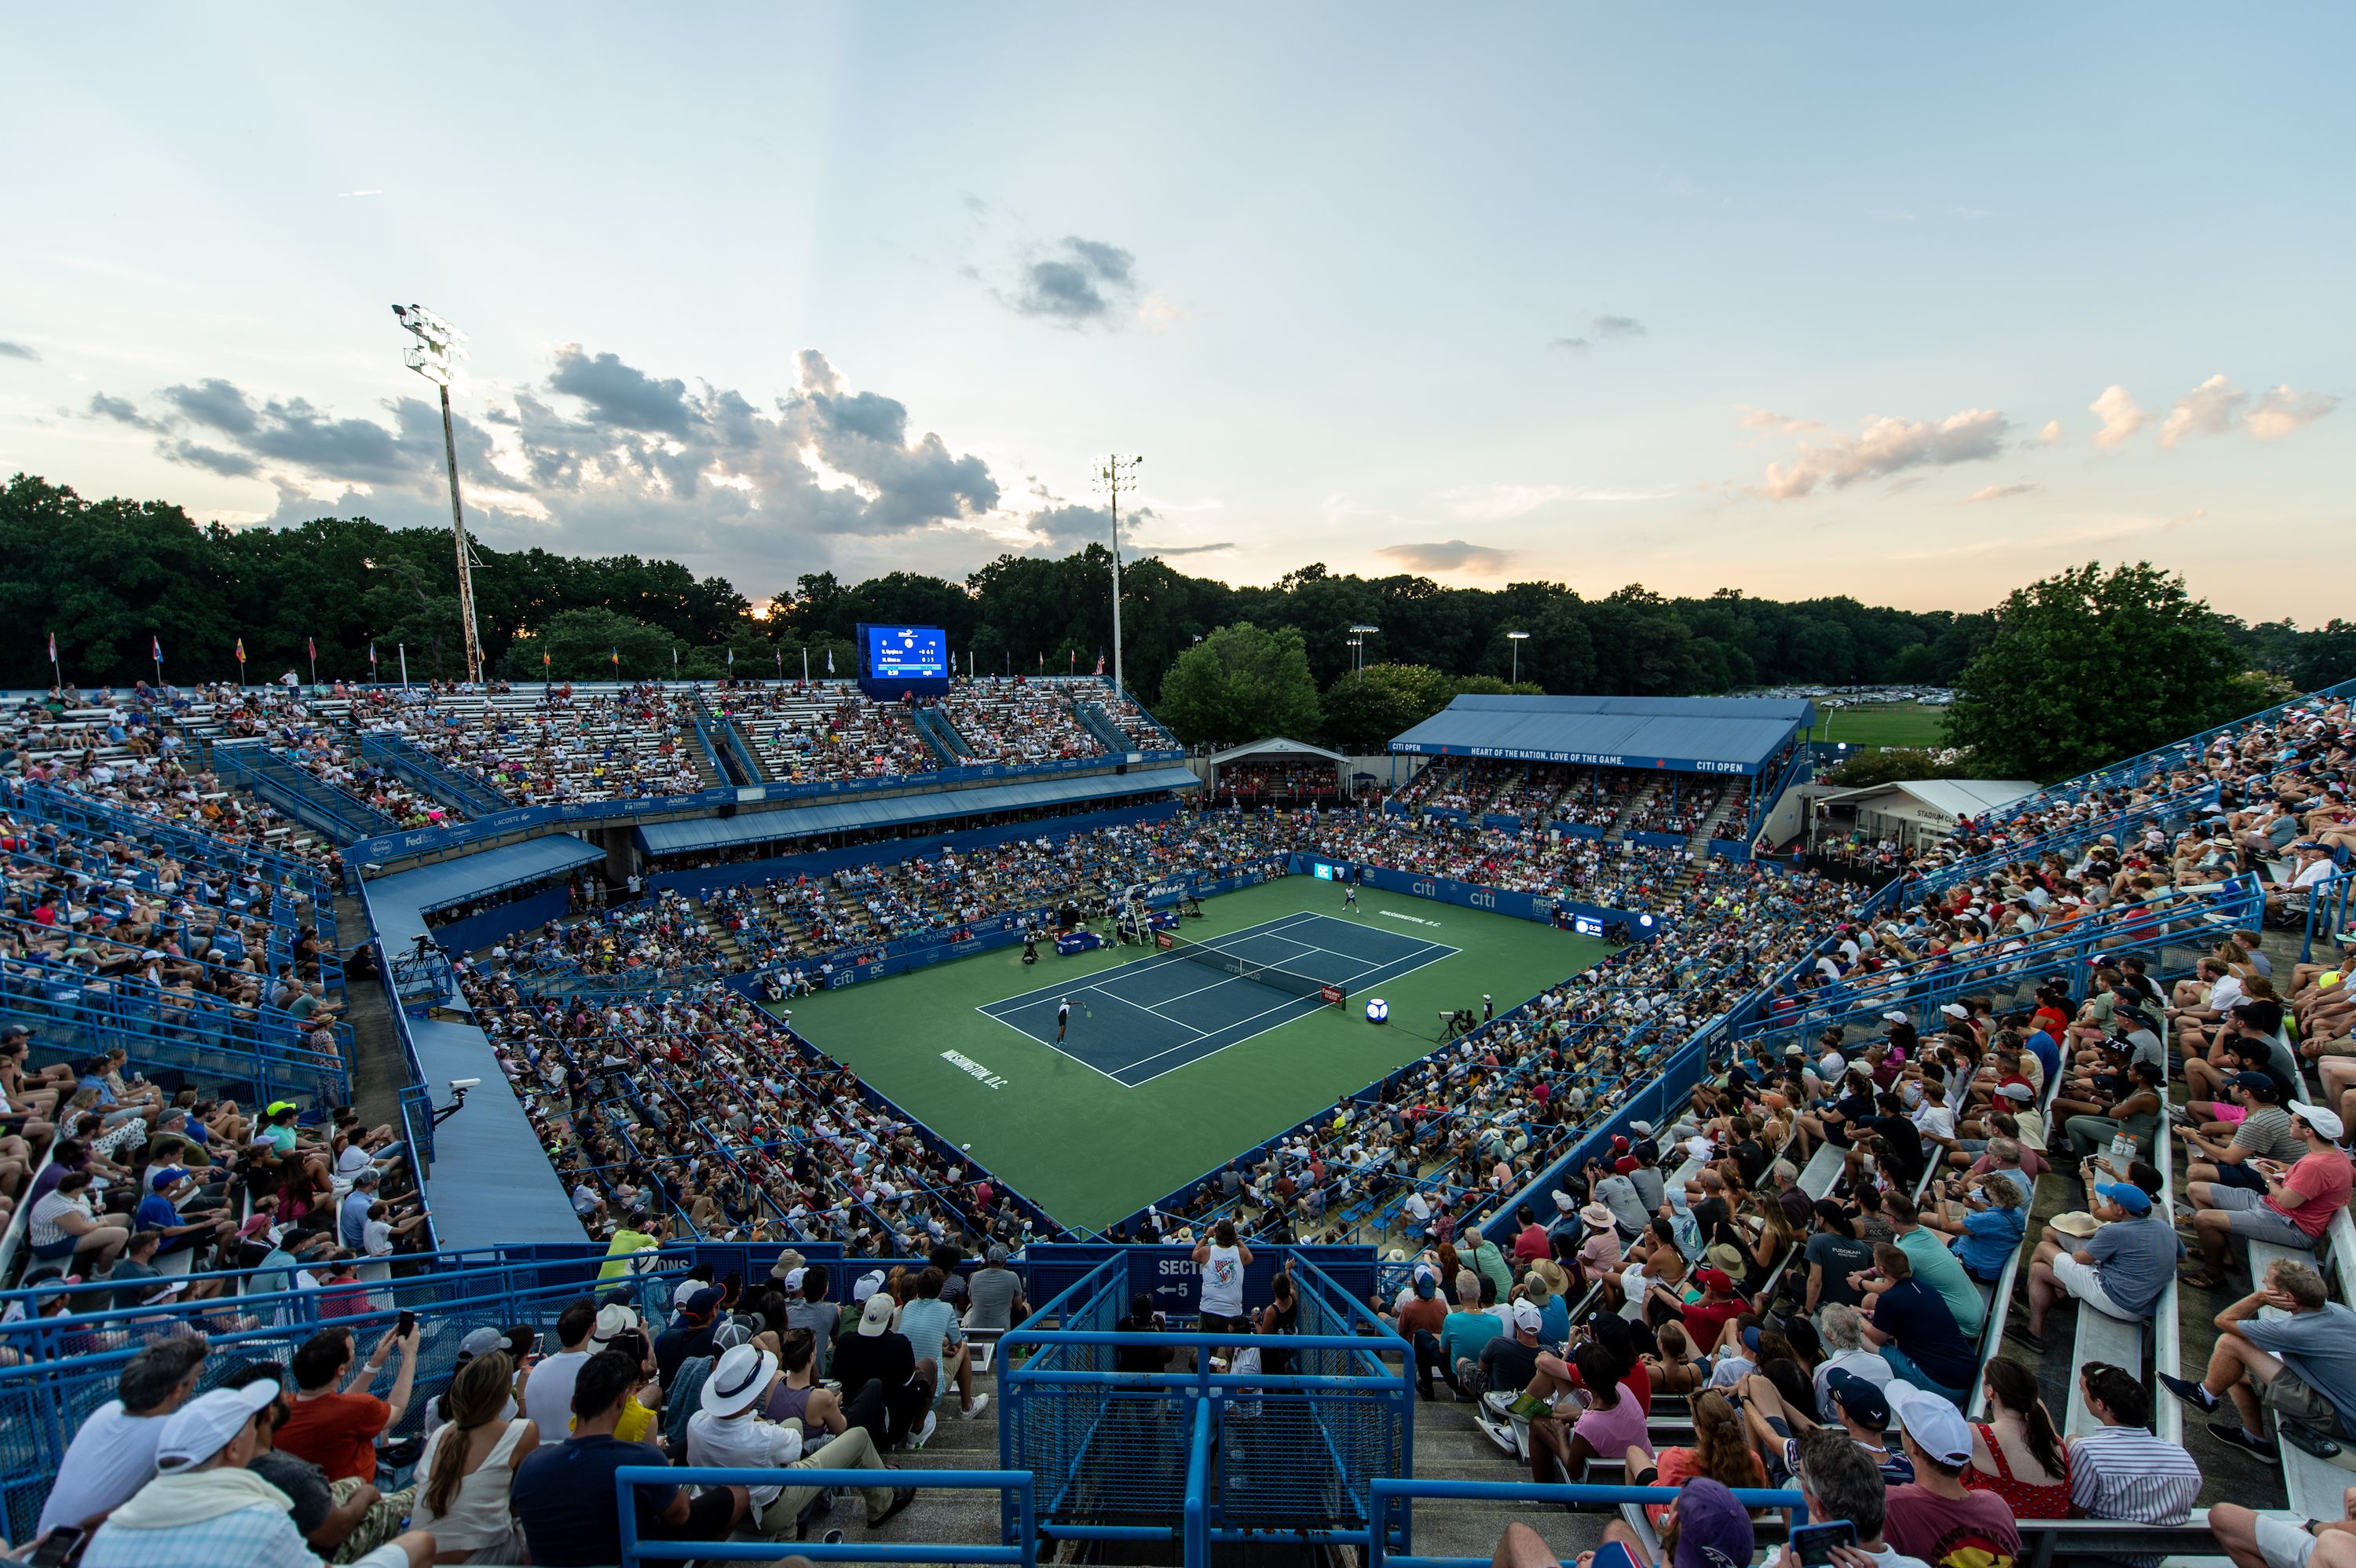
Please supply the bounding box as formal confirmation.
[978,911,1458,1087]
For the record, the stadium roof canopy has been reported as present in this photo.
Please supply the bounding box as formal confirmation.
[636,766,1200,856]
[1820,777,2040,820]
[1389,695,1816,777]
[1205,737,1347,765]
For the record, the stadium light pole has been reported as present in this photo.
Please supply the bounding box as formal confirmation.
[1348,623,1380,676]
[1506,630,1529,685]
[392,304,484,683]
[1091,455,1143,695]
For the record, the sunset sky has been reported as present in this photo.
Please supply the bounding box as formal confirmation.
[3,5,2349,622]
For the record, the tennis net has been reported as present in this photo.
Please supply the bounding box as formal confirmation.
[1159,930,1346,1003]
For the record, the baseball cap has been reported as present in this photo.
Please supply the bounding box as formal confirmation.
[2292,1102,2347,1139]
[1939,1003,1969,1020]
[1692,1267,1735,1295]
[458,1326,507,1358]
[1824,1368,1890,1430]
[148,1165,189,1191]
[1886,1380,1974,1466]
[853,1269,887,1303]
[683,1285,725,1318]
[1670,1478,1756,1568]
[2094,1182,2151,1215]
[1996,1082,2034,1102]
[856,1292,897,1336]
[1880,1010,1910,1024]
[1509,1299,1543,1334]
[155,1382,280,1471]
[2230,1071,2280,1099]
[671,1276,706,1309]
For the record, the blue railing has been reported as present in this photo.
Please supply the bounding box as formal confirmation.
[1920,780,2220,891]
[1,961,349,1104]
[615,1468,1037,1567]
[1366,1481,1806,1568]
[210,741,399,845]
[357,730,511,817]
[2304,868,2356,963]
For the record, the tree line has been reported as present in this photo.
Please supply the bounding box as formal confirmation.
[7,473,2352,780]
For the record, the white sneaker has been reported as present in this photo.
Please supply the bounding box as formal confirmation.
[909,1411,937,1449]
[960,1394,990,1420]
[1483,1390,1517,1416]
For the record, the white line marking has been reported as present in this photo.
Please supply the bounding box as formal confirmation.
[1121,939,1460,1086]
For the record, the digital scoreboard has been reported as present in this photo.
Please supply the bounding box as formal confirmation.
[856,623,953,699]
[863,625,949,682]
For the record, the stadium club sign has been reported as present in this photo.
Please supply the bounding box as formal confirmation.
[1390,742,1754,775]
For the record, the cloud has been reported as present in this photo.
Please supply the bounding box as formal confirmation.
[87,392,170,433]
[0,341,38,361]
[1443,483,1675,521]
[1134,541,1234,557]
[1374,539,1513,575]
[2244,382,2341,441]
[86,345,1005,585]
[337,189,383,199]
[2167,506,2208,529]
[2036,419,2062,444]
[1736,406,1823,434]
[2089,385,2146,450]
[1962,481,2037,503]
[2157,374,2246,449]
[1551,313,1645,353]
[547,346,694,435]
[1755,408,2009,499]
[1002,236,1140,326]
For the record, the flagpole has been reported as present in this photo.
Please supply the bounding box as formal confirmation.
[399,644,408,689]
[48,633,60,693]
[307,638,317,689]
[801,647,809,682]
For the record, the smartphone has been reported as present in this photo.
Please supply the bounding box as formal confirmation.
[396,1310,416,1339]
[1792,1520,1857,1567]
[27,1526,84,1568]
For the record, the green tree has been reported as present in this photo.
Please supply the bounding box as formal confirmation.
[1321,663,1458,752]
[1944,561,2252,781]
[1153,623,1321,747]
[499,607,676,681]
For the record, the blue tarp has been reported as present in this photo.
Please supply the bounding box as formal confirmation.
[1388,695,1814,775]
[636,766,1202,857]
[362,834,606,935]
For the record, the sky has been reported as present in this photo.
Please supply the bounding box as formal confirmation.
[3,5,2351,623]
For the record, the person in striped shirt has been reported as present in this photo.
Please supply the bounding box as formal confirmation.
[2065,1362,2201,1526]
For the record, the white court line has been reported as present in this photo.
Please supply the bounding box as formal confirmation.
[1121,939,1462,1087]
[971,1004,1137,1087]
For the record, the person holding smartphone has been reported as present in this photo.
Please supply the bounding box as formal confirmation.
[1781,1426,1933,1568]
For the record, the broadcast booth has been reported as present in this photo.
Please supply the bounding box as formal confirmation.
[856,622,953,700]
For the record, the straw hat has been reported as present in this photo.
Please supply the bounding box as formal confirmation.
[2051,1211,2098,1239]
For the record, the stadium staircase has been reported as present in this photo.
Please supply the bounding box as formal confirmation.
[690,894,755,968]
[1688,785,1747,850]
[355,730,511,818]
[911,704,973,764]
[1601,777,1660,838]
[1077,701,1137,755]
[208,736,401,844]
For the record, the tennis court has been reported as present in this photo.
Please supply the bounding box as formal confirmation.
[978,911,1456,1086]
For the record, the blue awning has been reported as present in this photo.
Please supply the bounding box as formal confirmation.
[363,834,606,918]
[638,766,1202,856]
[1389,696,1815,775]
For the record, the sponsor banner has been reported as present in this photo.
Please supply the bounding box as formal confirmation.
[1391,742,1758,775]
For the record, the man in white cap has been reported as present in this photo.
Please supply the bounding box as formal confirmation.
[1882,1380,2021,1568]
[2186,1099,2354,1287]
[81,1382,434,1568]
[687,1343,916,1535]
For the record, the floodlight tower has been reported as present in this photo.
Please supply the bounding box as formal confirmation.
[1506,630,1530,685]
[1348,624,1381,675]
[392,303,484,683]
[1092,455,1143,695]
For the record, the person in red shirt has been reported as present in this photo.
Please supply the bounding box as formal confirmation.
[2188,1100,2354,1281]
[274,1322,421,1482]
[1647,1266,1748,1353]
[1510,1204,1550,1263]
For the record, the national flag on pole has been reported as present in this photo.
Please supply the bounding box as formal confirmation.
[610,646,620,669]
[1069,649,1077,672]
[541,649,551,669]
[235,638,246,665]
[726,647,734,668]
[152,635,163,663]
[1095,649,1106,676]
[826,648,835,674]
[47,632,57,662]
[306,636,316,660]
[368,641,379,668]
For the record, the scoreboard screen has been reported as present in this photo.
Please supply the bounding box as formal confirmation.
[863,625,950,682]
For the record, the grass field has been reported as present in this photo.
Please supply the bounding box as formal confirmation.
[1807,704,1950,749]
[768,875,1607,1233]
